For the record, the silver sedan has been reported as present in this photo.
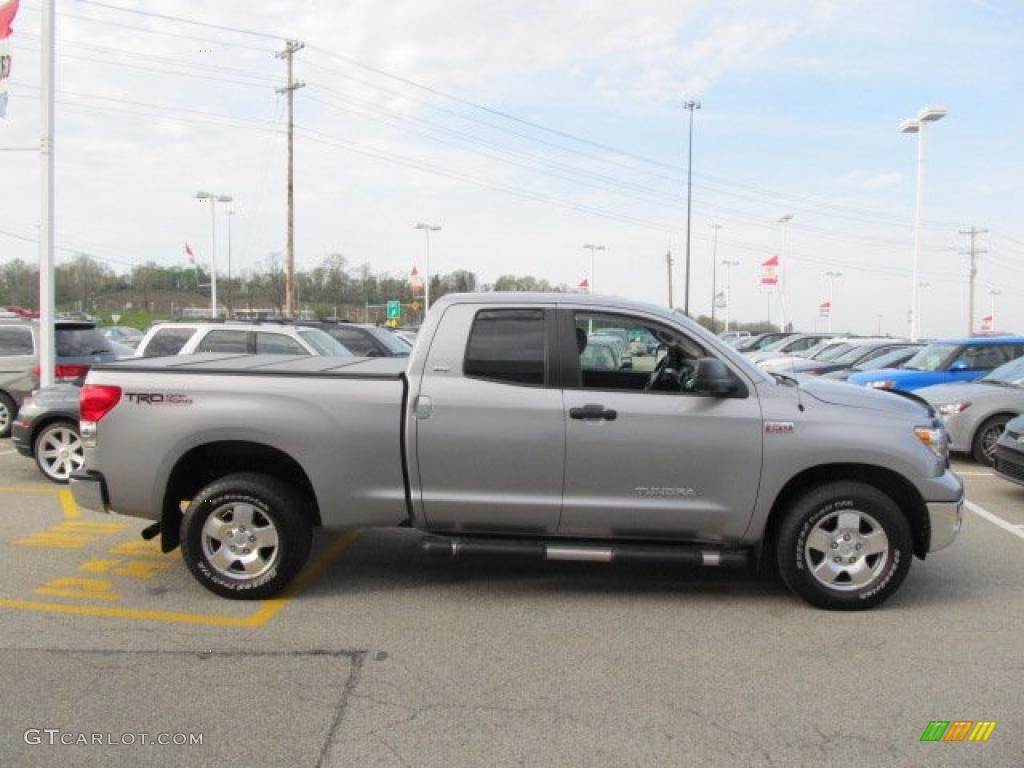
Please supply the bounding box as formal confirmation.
[919,356,1024,465]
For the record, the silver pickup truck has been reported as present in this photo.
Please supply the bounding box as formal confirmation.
[71,294,963,610]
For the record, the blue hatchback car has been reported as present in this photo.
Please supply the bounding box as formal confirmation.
[848,337,1024,392]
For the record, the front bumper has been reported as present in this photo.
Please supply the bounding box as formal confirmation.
[922,469,963,553]
[69,470,110,515]
[993,442,1024,487]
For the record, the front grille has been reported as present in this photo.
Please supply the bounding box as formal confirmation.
[994,451,1024,483]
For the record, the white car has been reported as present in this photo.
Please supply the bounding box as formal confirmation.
[135,322,351,358]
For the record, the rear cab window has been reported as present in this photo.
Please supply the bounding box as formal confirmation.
[464,309,547,386]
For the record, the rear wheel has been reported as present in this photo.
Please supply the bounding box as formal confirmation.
[33,421,84,484]
[180,473,312,599]
[972,415,1011,466]
[776,482,912,610]
[0,392,15,439]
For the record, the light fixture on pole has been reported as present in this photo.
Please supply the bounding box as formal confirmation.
[722,259,739,332]
[195,191,233,318]
[899,106,947,342]
[777,214,793,332]
[825,271,841,334]
[583,243,605,293]
[682,99,701,316]
[414,223,442,313]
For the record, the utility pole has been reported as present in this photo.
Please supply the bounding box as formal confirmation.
[665,248,674,309]
[777,214,793,332]
[682,100,701,316]
[276,40,305,318]
[226,208,235,317]
[710,223,721,331]
[722,259,739,332]
[959,226,987,336]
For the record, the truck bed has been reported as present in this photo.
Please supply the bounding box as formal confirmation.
[97,353,406,378]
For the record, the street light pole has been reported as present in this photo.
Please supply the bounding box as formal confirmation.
[414,223,442,312]
[825,271,841,334]
[710,223,721,331]
[38,0,56,387]
[226,209,235,317]
[682,100,701,316]
[195,192,233,318]
[777,214,793,332]
[900,106,947,342]
[989,287,1001,329]
[722,259,739,332]
[583,243,605,293]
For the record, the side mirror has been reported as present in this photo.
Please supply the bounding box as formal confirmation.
[950,360,969,371]
[691,357,738,396]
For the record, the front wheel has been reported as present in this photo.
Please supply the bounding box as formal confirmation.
[180,473,312,599]
[776,482,912,610]
[972,415,1011,466]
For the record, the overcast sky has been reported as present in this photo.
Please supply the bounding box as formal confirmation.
[1,0,1022,336]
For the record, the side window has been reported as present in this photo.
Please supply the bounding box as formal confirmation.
[957,344,1012,370]
[0,327,34,356]
[332,328,376,356]
[464,309,546,386]
[573,312,704,393]
[142,328,193,358]
[198,330,249,354]
[256,332,308,355]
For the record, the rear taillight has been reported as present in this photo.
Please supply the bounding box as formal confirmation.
[33,364,91,381]
[80,385,122,423]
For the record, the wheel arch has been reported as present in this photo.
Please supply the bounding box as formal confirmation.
[972,410,1018,444]
[761,463,930,564]
[29,414,79,450]
[160,440,321,554]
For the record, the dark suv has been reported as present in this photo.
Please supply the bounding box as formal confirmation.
[296,321,412,357]
[0,319,123,437]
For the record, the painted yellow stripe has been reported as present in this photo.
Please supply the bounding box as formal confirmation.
[0,486,64,495]
[59,489,80,519]
[0,530,361,628]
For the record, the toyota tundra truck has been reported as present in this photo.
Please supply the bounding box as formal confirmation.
[70,294,963,610]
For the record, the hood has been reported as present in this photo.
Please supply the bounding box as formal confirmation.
[917,381,988,404]
[800,376,932,419]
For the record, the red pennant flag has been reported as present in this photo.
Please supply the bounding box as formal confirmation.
[185,242,195,264]
[762,255,780,267]
[0,0,20,39]
[578,278,590,290]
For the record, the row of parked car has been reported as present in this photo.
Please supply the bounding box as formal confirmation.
[0,316,416,483]
[723,329,1024,474]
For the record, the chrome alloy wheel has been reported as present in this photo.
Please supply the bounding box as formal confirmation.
[980,424,1004,463]
[201,503,281,581]
[804,509,889,592]
[0,402,10,434]
[36,425,84,482]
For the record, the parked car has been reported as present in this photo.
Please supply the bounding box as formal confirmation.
[918,356,1024,465]
[580,336,628,371]
[295,321,411,357]
[71,293,962,610]
[11,383,83,483]
[758,337,855,370]
[768,340,914,377]
[0,319,125,438]
[848,337,1024,392]
[101,326,144,350]
[733,332,794,353]
[992,414,1024,486]
[719,331,751,345]
[746,333,846,364]
[135,321,351,358]
[819,345,923,382]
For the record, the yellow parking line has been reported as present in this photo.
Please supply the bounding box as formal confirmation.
[0,486,64,495]
[0,529,362,628]
[58,489,80,519]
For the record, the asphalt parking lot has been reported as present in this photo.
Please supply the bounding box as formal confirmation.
[0,442,1020,768]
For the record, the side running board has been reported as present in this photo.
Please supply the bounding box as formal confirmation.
[420,536,748,568]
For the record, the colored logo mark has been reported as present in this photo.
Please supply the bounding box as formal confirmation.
[920,721,996,742]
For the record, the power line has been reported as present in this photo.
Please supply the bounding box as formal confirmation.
[74,0,287,41]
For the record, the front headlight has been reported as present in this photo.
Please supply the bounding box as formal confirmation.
[867,380,896,390]
[937,402,971,416]
[914,426,948,459]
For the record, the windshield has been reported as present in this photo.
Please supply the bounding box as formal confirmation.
[760,335,795,353]
[298,328,352,356]
[833,345,878,364]
[810,343,852,361]
[371,328,413,355]
[982,357,1024,387]
[902,343,958,372]
[853,346,916,371]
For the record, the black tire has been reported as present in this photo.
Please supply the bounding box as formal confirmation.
[972,415,1011,466]
[0,391,16,439]
[776,481,912,610]
[33,420,84,484]
[180,473,312,600]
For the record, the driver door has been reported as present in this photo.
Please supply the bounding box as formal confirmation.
[558,308,763,542]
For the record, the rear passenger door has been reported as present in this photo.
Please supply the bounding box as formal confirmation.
[0,325,36,401]
[949,344,1021,381]
[412,304,565,534]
